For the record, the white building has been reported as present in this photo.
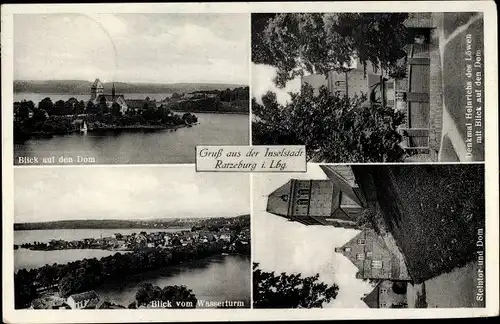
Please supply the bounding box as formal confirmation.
[67,291,100,309]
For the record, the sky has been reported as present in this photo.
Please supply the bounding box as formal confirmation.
[14,166,249,223]
[14,13,249,84]
[253,164,374,308]
[252,63,301,105]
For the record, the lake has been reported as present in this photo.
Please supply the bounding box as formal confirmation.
[14,112,249,164]
[14,228,188,245]
[96,254,251,308]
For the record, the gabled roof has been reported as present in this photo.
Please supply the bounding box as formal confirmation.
[266,180,292,217]
[68,290,99,302]
[362,284,380,308]
[95,94,125,101]
[320,165,365,207]
[125,99,156,110]
[91,79,103,88]
[336,229,390,270]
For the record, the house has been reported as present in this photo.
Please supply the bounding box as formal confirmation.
[89,78,128,114]
[218,232,232,242]
[335,229,411,281]
[66,291,100,309]
[362,280,408,308]
[301,59,396,108]
[125,99,157,114]
[266,165,366,227]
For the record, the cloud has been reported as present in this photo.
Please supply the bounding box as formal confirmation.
[252,64,301,105]
[14,13,249,84]
[14,167,249,223]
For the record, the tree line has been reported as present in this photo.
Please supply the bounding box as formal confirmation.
[13,97,198,140]
[253,263,339,308]
[15,241,226,309]
[252,84,406,162]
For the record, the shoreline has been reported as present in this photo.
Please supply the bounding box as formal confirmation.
[171,110,248,115]
[14,123,196,140]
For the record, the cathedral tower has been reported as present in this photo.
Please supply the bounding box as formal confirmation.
[90,78,104,101]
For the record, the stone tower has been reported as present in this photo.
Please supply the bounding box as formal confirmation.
[90,78,104,101]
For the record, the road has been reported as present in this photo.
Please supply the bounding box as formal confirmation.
[437,12,485,161]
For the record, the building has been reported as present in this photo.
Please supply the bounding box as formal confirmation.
[89,78,128,114]
[266,165,366,227]
[335,229,411,281]
[362,280,408,308]
[125,99,158,114]
[218,232,232,242]
[301,60,396,108]
[66,291,100,309]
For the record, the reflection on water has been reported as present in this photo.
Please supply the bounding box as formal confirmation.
[96,254,251,308]
[14,112,249,164]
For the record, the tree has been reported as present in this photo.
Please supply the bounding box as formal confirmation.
[252,84,406,162]
[253,263,339,308]
[86,101,98,114]
[252,13,409,87]
[160,285,197,308]
[98,96,109,114]
[135,283,197,308]
[15,100,35,120]
[111,102,122,117]
[51,100,65,116]
[74,100,86,115]
[142,102,156,121]
[38,97,54,116]
[58,275,75,298]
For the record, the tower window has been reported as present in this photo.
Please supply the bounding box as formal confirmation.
[298,189,310,196]
[357,239,366,245]
[356,253,365,260]
[296,199,309,206]
[372,260,383,269]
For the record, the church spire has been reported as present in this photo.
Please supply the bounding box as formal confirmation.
[112,82,116,100]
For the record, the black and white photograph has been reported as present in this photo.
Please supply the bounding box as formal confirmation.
[252,12,485,163]
[253,164,485,308]
[14,167,251,309]
[2,2,498,323]
[13,13,250,165]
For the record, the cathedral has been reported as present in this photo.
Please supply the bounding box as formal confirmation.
[89,79,128,114]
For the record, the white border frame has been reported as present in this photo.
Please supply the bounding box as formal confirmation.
[2,1,498,322]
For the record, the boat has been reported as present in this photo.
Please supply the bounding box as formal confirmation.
[80,120,88,134]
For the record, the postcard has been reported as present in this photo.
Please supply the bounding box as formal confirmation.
[2,1,498,323]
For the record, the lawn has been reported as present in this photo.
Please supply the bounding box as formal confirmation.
[359,164,484,284]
